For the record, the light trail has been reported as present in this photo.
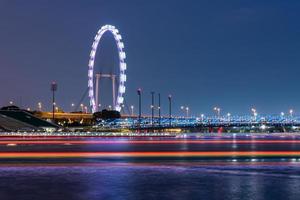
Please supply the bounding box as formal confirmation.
[0,161,298,168]
[0,140,300,145]
[0,151,300,158]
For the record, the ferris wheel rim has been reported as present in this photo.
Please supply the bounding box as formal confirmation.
[88,25,127,113]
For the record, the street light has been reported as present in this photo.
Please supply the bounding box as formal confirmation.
[151,91,155,126]
[71,103,75,112]
[38,102,42,111]
[168,95,172,126]
[214,107,221,117]
[251,108,257,121]
[158,93,161,126]
[200,114,205,122]
[50,81,57,122]
[130,105,134,116]
[254,112,258,121]
[80,104,84,112]
[137,88,142,127]
[180,106,185,117]
[186,107,189,118]
[281,112,285,120]
[289,109,294,117]
[227,113,231,122]
[9,101,13,105]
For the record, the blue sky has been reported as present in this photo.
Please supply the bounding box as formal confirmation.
[0,0,300,116]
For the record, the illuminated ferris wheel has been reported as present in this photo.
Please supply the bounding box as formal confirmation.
[88,25,127,113]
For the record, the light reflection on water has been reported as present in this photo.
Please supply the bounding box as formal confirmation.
[0,161,300,200]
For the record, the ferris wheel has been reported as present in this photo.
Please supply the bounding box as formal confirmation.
[88,25,127,113]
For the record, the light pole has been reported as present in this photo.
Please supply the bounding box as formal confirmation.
[137,88,142,127]
[158,93,161,126]
[227,113,231,122]
[38,102,42,111]
[281,112,285,120]
[168,95,172,126]
[200,114,205,122]
[51,82,57,122]
[254,112,258,122]
[130,105,134,116]
[214,107,220,117]
[71,103,75,112]
[151,91,155,126]
[186,107,189,118]
[251,108,257,121]
[289,109,294,118]
[180,106,185,118]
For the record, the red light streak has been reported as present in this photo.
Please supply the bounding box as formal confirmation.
[0,151,300,158]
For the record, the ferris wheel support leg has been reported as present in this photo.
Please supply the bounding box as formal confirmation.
[112,75,116,110]
[95,73,101,112]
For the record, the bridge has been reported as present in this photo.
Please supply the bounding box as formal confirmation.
[34,110,300,128]
[94,115,300,131]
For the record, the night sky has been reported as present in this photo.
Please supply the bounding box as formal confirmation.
[1,0,300,116]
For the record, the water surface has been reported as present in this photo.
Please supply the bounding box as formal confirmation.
[0,133,300,200]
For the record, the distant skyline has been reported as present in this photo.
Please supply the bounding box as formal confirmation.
[1,0,300,116]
